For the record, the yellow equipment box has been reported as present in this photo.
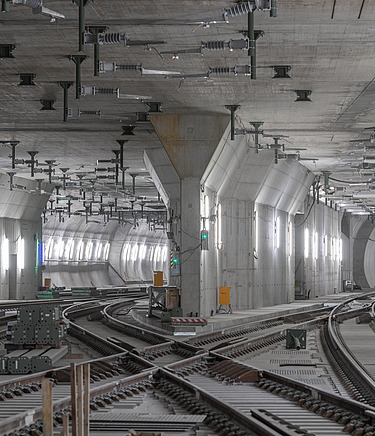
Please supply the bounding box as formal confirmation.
[153,271,163,287]
[219,286,231,306]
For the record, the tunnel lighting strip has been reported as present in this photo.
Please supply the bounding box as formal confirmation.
[304,228,309,259]
[2,237,9,270]
[69,239,75,260]
[274,216,280,249]
[18,238,24,269]
[324,235,328,257]
[104,242,110,261]
[313,231,318,260]
[131,244,139,261]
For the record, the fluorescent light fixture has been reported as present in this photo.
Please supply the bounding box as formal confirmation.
[332,237,336,259]
[139,244,147,260]
[339,238,343,261]
[304,228,309,259]
[205,195,209,219]
[64,239,73,260]
[324,235,328,257]
[48,237,54,260]
[155,245,161,262]
[275,216,281,249]
[288,220,293,256]
[253,208,258,254]
[162,246,168,262]
[69,240,75,260]
[95,241,102,259]
[217,202,222,249]
[85,240,93,260]
[77,240,84,260]
[57,238,64,259]
[18,238,24,269]
[2,237,9,270]
[313,231,318,260]
[122,243,130,262]
[131,244,139,261]
[104,242,110,261]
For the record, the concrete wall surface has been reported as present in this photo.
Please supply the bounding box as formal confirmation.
[351,215,375,288]
[295,196,342,298]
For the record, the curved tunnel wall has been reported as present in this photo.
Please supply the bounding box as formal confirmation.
[364,228,375,287]
[353,218,375,288]
[43,215,168,288]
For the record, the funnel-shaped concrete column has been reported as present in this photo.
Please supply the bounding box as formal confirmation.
[151,113,229,316]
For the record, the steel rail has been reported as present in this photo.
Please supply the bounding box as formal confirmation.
[166,351,375,434]
[0,368,157,435]
[102,299,170,345]
[326,291,375,404]
[158,368,285,436]
[212,314,327,358]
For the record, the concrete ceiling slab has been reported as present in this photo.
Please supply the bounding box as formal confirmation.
[0,0,375,217]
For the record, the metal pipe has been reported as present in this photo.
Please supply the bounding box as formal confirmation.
[94,43,99,76]
[8,142,17,168]
[225,105,240,140]
[248,11,255,55]
[76,60,81,99]
[251,37,257,80]
[70,55,87,99]
[78,0,84,52]
[59,82,73,122]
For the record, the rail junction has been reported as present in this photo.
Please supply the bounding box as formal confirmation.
[0,288,375,436]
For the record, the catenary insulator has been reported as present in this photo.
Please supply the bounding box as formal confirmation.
[116,64,142,71]
[209,65,250,76]
[78,110,101,117]
[223,0,270,19]
[95,87,119,96]
[209,67,234,75]
[16,0,42,8]
[202,40,227,50]
[99,62,142,73]
[98,32,127,45]
[202,38,249,51]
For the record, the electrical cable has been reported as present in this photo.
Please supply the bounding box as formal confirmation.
[181,242,201,255]
[151,46,164,62]
[329,176,372,185]
[181,243,202,264]
[180,228,200,240]
[295,180,319,228]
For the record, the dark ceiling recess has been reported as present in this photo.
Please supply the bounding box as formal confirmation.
[272,65,291,78]
[121,126,135,136]
[0,44,15,58]
[147,102,162,113]
[19,73,35,86]
[295,90,312,102]
[40,100,55,111]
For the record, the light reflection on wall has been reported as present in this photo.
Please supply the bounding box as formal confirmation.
[44,237,111,262]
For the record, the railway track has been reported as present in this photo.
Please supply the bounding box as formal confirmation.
[1,291,375,434]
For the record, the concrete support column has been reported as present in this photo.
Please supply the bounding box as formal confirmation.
[180,177,201,315]
[150,113,229,316]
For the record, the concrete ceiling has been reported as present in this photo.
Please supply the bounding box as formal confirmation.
[1,0,375,218]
